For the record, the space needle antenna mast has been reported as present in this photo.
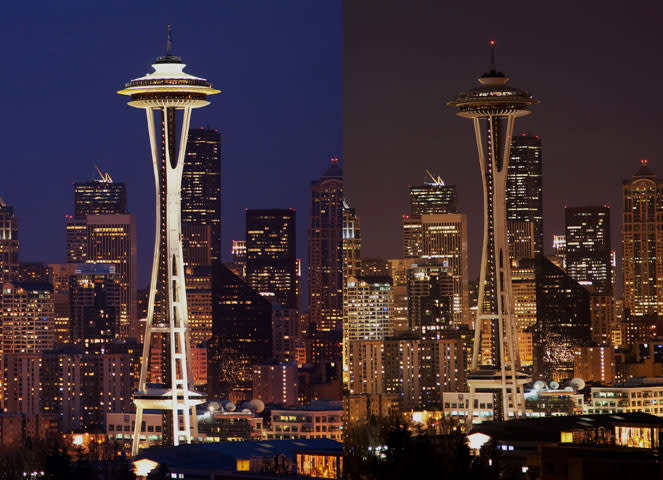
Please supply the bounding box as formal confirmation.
[118,27,220,455]
[448,41,537,427]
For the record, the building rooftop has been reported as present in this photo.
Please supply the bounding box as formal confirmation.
[472,412,663,443]
[135,438,341,472]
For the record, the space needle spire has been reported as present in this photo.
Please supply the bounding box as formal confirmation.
[449,41,537,425]
[118,31,220,455]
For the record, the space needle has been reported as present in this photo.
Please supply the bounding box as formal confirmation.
[118,28,220,455]
[449,42,537,424]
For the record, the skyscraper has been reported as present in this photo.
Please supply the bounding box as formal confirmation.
[565,206,612,296]
[182,127,221,265]
[73,175,127,218]
[309,158,343,336]
[245,209,297,308]
[1,282,55,353]
[449,43,536,421]
[507,135,543,255]
[66,215,137,339]
[406,261,454,337]
[420,213,469,326]
[408,172,457,216]
[208,263,273,401]
[0,199,19,283]
[342,202,361,283]
[69,263,121,345]
[623,160,663,317]
[533,255,592,381]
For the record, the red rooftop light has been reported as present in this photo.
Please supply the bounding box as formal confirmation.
[641,159,648,166]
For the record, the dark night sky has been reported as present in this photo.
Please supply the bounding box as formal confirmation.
[344,1,663,296]
[0,1,341,288]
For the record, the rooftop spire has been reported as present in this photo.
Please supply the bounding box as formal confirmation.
[489,40,496,72]
[166,25,173,56]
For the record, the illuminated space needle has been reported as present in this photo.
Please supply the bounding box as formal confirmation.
[449,42,537,424]
[118,29,219,455]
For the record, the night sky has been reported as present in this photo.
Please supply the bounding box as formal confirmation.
[0,1,341,287]
[344,1,663,296]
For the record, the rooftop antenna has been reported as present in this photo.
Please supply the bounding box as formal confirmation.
[94,164,112,183]
[166,24,173,56]
[425,169,444,186]
[489,40,496,72]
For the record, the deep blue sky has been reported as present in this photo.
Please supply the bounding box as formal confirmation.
[0,1,341,287]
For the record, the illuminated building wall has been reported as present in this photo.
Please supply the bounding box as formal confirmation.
[252,362,298,406]
[0,201,18,283]
[408,181,457,216]
[185,265,213,345]
[507,220,535,260]
[66,215,137,339]
[573,345,615,384]
[17,262,50,283]
[623,160,663,317]
[181,127,221,265]
[506,134,543,255]
[589,380,663,416]
[348,340,384,395]
[419,213,469,326]
[69,263,120,345]
[49,263,75,343]
[191,343,207,386]
[590,295,614,345]
[309,159,343,337]
[246,209,297,308]
[208,263,272,401]
[511,258,537,330]
[407,261,454,337]
[344,275,393,342]
[1,282,54,353]
[272,306,305,364]
[342,203,361,283]
[73,180,127,218]
[565,206,612,296]
[533,255,592,382]
[267,405,342,441]
[383,337,420,409]
[2,353,40,414]
[41,350,82,431]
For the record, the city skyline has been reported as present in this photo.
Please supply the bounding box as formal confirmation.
[344,1,663,293]
[0,2,341,288]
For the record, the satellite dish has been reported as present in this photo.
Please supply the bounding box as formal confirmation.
[534,380,546,391]
[208,401,220,412]
[569,377,586,391]
[549,381,559,391]
[243,399,266,413]
[221,400,236,412]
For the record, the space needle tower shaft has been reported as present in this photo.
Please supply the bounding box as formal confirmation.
[118,28,220,455]
[449,41,537,424]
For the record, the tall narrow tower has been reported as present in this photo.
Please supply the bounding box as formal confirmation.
[118,31,219,455]
[448,42,536,423]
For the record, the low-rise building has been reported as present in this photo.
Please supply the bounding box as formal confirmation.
[442,392,495,425]
[588,378,663,416]
[266,401,342,441]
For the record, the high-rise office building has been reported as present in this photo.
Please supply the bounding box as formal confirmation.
[407,261,454,338]
[69,263,121,345]
[185,265,213,345]
[565,206,612,296]
[420,214,469,326]
[0,199,19,283]
[49,263,75,343]
[623,160,663,317]
[342,202,361,283]
[208,263,273,402]
[245,209,297,308]
[533,255,592,382]
[309,158,343,335]
[344,275,393,342]
[66,214,137,339]
[73,176,127,218]
[408,173,457,216]
[507,135,543,256]
[1,282,55,353]
[182,127,221,265]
